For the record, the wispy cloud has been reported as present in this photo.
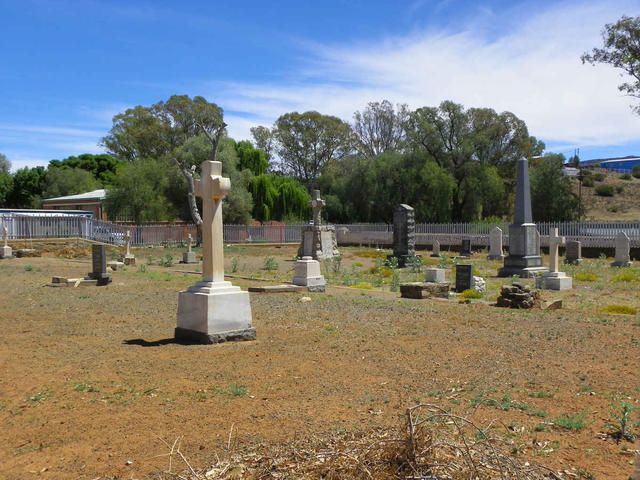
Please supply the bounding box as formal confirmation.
[218,0,640,154]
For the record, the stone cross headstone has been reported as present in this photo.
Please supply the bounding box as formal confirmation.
[460,238,472,257]
[392,204,415,266]
[0,222,12,259]
[498,158,547,277]
[122,229,135,265]
[431,239,440,257]
[311,190,325,227]
[87,244,111,285]
[612,232,632,267]
[539,228,572,290]
[547,228,565,274]
[455,264,473,293]
[176,161,255,344]
[487,226,504,260]
[182,233,197,264]
[564,240,582,265]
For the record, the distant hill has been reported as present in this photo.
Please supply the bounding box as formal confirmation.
[577,168,640,221]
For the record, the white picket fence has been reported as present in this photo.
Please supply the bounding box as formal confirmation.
[1,214,638,248]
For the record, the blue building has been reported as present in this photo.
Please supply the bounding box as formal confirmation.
[581,156,640,173]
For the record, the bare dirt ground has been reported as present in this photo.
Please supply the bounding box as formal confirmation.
[0,243,639,479]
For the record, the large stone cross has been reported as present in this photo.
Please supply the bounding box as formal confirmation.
[194,161,231,283]
[310,190,325,226]
[548,228,565,273]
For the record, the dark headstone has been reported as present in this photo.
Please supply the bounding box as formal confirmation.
[87,244,112,286]
[460,238,472,256]
[564,240,582,265]
[455,264,473,293]
[393,204,415,267]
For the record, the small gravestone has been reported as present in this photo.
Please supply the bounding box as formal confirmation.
[122,230,136,265]
[564,240,582,265]
[431,239,440,257]
[612,232,632,267]
[538,228,572,290]
[182,233,198,264]
[0,222,12,259]
[86,245,112,286]
[392,204,415,267]
[455,264,473,293]
[460,238,472,257]
[425,267,446,283]
[292,256,326,292]
[487,226,504,260]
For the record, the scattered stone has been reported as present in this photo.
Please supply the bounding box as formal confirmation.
[400,282,450,299]
[543,299,563,310]
[107,260,125,271]
[15,248,40,258]
[496,283,540,309]
[472,276,486,294]
[248,285,306,293]
[298,296,312,303]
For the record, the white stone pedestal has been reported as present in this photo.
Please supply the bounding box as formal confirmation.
[123,254,136,266]
[424,267,446,283]
[182,251,198,264]
[538,272,573,291]
[176,281,255,343]
[292,256,326,292]
[0,245,12,259]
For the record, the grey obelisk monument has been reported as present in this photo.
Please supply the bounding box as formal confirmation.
[498,158,547,277]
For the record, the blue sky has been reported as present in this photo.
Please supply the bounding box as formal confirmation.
[1,0,639,171]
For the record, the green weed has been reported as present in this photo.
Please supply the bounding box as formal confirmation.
[601,305,637,315]
[553,412,587,430]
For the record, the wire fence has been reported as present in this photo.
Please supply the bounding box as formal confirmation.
[1,214,638,248]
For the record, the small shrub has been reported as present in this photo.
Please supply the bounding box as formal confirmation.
[23,264,33,272]
[137,264,147,273]
[145,256,155,265]
[612,271,639,283]
[228,384,248,397]
[405,255,423,273]
[352,261,363,268]
[528,390,553,398]
[231,257,239,273]
[595,184,614,197]
[385,256,399,269]
[574,272,597,282]
[553,412,587,430]
[390,271,400,292]
[437,255,448,269]
[263,256,278,271]
[461,289,482,299]
[593,172,606,182]
[581,176,594,187]
[615,185,624,194]
[160,254,174,267]
[351,282,373,290]
[632,165,640,178]
[620,173,632,180]
[601,305,637,315]
[607,402,638,443]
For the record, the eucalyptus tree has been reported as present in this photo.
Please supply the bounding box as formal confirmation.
[352,100,409,158]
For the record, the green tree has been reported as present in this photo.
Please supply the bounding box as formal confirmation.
[352,100,409,158]
[582,15,640,112]
[250,126,274,160]
[0,172,13,206]
[103,95,252,225]
[235,140,269,175]
[0,153,11,174]
[105,159,177,223]
[48,153,125,186]
[530,154,582,221]
[42,167,100,199]
[272,111,353,188]
[249,174,309,222]
[7,166,47,208]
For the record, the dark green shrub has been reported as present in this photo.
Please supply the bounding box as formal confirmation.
[595,184,614,197]
[620,173,632,180]
[581,176,594,187]
[593,172,606,182]
[632,165,640,179]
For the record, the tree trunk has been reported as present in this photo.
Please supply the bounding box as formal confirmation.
[177,164,203,245]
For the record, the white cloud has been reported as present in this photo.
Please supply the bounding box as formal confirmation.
[218,0,640,150]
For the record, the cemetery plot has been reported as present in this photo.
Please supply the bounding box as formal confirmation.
[0,244,638,479]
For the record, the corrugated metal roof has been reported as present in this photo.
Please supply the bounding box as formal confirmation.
[43,189,106,202]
